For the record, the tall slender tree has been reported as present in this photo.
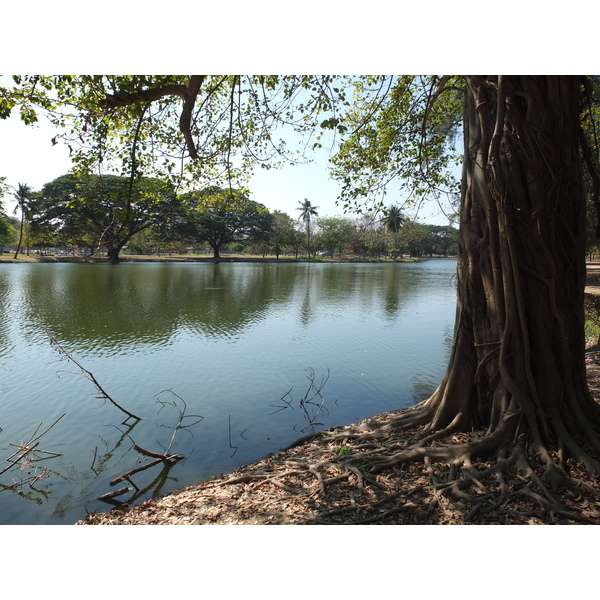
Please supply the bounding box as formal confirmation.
[12,182,33,258]
[381,204,405,254]
[296,198,319,258]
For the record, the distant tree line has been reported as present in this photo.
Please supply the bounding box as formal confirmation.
[2,173,459,261]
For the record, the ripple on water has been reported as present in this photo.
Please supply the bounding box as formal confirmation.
[0,260,457,524]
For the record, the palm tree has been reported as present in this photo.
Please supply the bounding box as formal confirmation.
[381,204,405,257]
[296,198,319,258]
[13,183,33,259]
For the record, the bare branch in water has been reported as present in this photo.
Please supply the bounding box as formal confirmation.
[154,389,204,455]
[98,397,197,501]
[0,413,66,494]
[271,368,332,432]
[229,415,238,457]
[44,328,141,422]
[97,487,131,501]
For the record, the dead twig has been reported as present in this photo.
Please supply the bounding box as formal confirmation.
[154,389,203,455]
[272,368,332,433]
[45,329,141,422]
[0,413,66,477]
[109,455,183,487]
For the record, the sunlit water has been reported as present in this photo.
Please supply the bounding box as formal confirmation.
[0,260,456,524]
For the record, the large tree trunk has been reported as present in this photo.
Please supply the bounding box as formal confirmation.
[385,76,600,481]
[107,243,125,264]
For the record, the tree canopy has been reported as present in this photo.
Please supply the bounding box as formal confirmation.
[329,76,463,216]
[30,173,177,262]
[2,76,350,191]
[268,210,301,259]
[315,216,354,257]
[176,186,272,259]
[5,74,600,522]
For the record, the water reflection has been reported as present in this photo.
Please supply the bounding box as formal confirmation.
[0,260,457,524]
[13,262,451,355]
[19,263,298,354]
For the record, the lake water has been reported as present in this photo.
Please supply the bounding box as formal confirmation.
[0,259,457,524]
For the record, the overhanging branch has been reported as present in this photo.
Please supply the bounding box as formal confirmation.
[100,75,206,159]
[179,75,205,159]
[100,84,189,108]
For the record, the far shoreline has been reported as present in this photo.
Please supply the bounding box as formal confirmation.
[0,253,435,265]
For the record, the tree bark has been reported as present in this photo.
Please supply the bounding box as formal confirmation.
[413,76,600,466]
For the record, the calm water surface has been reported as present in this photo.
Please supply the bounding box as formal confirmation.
[0,260,456,524]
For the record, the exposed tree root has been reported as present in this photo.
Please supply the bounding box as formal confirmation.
[209,404,600,525]
[81,413,600,525]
